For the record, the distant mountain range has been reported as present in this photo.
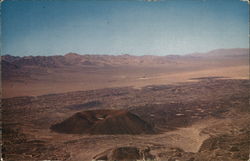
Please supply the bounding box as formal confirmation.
[2,48,248,67]
[1,48,249,79]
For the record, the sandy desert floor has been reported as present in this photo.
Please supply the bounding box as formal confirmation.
[2,63,248,98]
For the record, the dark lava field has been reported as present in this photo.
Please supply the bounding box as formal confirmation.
[2,78,250,161]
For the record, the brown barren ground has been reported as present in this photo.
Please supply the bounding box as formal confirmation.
[1,49,250,161]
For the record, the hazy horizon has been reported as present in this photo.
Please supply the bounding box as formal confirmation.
[2,47,249,57]
[2,0,249,56]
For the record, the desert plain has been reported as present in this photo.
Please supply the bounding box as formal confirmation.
[1,48,250,161]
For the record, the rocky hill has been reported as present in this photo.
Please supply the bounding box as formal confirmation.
[50,109,155,135]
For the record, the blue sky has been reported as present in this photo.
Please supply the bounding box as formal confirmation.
[1,0,249,56]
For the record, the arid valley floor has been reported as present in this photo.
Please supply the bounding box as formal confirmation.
[1,48,250,161]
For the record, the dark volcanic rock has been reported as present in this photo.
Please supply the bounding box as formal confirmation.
[93,146,156,161]
[50,109,155,135]
[64,101,102,110]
